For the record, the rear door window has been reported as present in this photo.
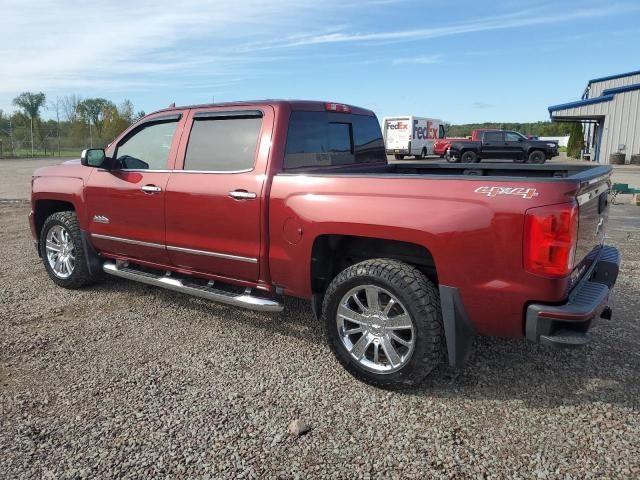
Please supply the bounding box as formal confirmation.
[484,132,503,143]
[284,111,385,170]
[183,112,263,171]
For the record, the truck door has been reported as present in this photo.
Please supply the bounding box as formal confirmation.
[85,112,186,265]
[504,131,526,160]
[164,107,274,282]
[481,131,505,159]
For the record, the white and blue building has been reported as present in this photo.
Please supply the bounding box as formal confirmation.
[548,70,640,164]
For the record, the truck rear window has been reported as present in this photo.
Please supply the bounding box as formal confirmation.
[284,111,385,170]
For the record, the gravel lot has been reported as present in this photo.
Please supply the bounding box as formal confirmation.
[1,159,640,478]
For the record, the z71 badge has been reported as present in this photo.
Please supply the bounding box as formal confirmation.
[474,186,539,199]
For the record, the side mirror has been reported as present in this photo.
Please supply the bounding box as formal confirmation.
[518,137,524,143]
[80,148,106,167]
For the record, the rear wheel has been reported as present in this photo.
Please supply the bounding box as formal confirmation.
[461,150,478,163]
[40,211,101,288]
[322,259,444,389]
[394,154,404,160]
[527,150,546,164]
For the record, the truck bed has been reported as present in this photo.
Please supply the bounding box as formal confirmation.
[285,162,611,181]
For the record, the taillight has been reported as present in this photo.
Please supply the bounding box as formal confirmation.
[325,102,352,113]
[524,202,578,278]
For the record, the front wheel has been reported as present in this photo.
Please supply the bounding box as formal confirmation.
[40,211,101,288]
[527,150,546,164]
[322,259,444,388]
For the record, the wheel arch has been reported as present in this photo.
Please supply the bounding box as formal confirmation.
[309,234,438,307]
[34,199,76,239]
[527,147,545,155]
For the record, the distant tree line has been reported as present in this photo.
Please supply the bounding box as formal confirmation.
[0,91,145,157]
[445,121,572,138]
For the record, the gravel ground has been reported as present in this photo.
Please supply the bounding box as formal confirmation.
[1,191,640,478]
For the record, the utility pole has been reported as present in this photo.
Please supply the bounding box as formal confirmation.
[9,117,14,156]
[55,97,61,157]
[30,117,34,157]
[89,120,93,148]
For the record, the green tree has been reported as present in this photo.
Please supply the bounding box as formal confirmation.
[77,98,115,138]
[566,122,584,159]
[12,92,46,120]
[13,91,47,154]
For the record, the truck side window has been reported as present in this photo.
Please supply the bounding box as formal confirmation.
[115,120,179,170]
[484,132,502,143]
[183,115,263,171]
[505,132,521,142]
[284,111,385,170]
[438,124,445,139]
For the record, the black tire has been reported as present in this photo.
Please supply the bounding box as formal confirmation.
[445,150,460,163]
[527,150,546,164]
[322,259,444,389]
[40,211,101,289]
[394,154,404,160]
[461,150,478,163]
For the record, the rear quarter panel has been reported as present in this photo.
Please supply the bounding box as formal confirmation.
[269,174,580,337]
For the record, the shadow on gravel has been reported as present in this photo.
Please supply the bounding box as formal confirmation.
[92,262,638,411]
[93,276,324,346]
[408,332,640,410]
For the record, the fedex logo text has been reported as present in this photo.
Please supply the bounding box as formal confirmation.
[413,120,437,140]
[388,122,408,130]
[474,186,540,199]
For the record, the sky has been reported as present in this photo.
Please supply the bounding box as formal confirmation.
[1,0,639,124]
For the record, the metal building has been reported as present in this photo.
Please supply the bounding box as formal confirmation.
[547,69,640,164]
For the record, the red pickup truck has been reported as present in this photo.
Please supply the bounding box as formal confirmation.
[30,100,619,388]
[433,129,499,157]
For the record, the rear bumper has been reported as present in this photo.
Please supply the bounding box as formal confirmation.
[525,245,620,346]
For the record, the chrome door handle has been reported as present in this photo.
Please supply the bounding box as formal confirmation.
[141,185,162,193]
[228,190,257,200]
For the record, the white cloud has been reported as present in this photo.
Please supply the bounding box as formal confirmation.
[259,3,639,49]
[1,0,637,113]
[392,55,443,65]
[0,0,346,103]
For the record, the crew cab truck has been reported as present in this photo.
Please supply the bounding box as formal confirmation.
[383,116,445,159]
[30,100,619,388]
[447,130,558,164]
[434,129,497,158]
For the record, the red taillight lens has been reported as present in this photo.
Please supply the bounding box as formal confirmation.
[325,102,352,113]
[524,202,578,278]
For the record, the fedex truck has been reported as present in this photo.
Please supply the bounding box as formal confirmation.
[383,116,445,159]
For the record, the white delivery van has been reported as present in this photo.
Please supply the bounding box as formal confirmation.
[382,116,445,159]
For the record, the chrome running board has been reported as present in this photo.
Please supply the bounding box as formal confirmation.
[103,261,283,312]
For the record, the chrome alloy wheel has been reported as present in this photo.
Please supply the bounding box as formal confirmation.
[45,225,76,279]
[337,285,415,374]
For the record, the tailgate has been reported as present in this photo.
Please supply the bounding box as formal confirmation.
[573,175,611,271]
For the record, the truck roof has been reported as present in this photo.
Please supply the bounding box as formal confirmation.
[147,100,376,117]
